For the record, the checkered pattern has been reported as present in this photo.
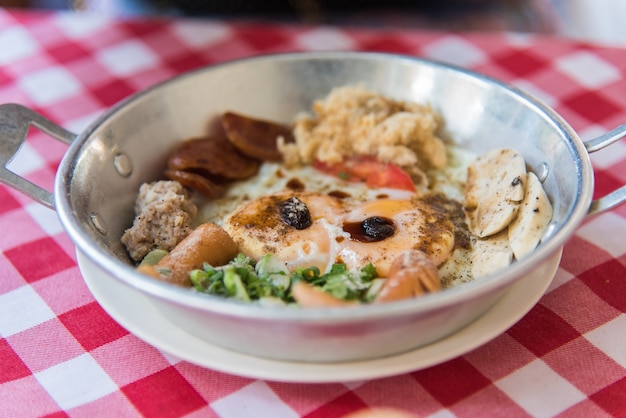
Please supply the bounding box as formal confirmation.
[1,8,625,418]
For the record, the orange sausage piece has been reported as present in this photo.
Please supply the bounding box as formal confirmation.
[375,250,440,303]
[154,223,238,287]
[291,281,355,308]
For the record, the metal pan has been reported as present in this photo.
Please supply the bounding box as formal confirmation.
[1,51,625,362]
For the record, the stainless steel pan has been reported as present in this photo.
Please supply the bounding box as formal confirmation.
[2,52,625,362]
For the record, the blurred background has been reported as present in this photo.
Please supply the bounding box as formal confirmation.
[1,0,625,46]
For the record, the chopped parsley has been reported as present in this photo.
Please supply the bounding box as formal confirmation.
[189,253,379,305]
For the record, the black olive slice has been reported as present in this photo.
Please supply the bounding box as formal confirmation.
[279,197,312,230]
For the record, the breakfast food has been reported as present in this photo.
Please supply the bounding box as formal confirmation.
[121,180,197,262]
[121,85,553,307]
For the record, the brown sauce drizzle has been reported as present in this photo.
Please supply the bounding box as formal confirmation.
[327,190,351,199]
[343,216,396,243]
[286,178,305,190]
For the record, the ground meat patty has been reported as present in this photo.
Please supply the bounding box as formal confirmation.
[122,180,197,262]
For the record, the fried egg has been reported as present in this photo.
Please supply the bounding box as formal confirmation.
[199,146,475,283]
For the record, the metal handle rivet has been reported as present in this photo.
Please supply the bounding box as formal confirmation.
[536,162,550,183]
[90,212,108,235]
[113,153,132,177]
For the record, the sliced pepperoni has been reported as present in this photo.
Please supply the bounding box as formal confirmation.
[167,136,260,180]
[222,111,294,161]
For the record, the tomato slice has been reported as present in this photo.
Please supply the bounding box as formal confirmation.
[314,156,415,192]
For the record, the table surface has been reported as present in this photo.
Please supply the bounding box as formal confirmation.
[1,8,626,418]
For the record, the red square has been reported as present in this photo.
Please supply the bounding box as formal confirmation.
[411,357,491,406]
[90,79,136,107]
[124,20,169,38]
[507,304,581,357]
[563,90,622,124]
[122,367,207,418]
[58,301,128,351]
[493,48,548,78]
[579,259,626,313]
[0,186,21,215]
[303,391,368,418]
[233,24,292,50]
[0,66,12,87]
[46,41,89,65]
[4,237,76,283]
[40,412,69,418]
[0,338,31,383]
[589,377,626,418]
[592,170,625,201]
[165,54,210,74]
[361,36,415,54]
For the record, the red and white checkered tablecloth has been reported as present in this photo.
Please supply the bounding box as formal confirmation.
[1,8,626,418]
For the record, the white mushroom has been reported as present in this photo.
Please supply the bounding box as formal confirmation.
[465,148,527,237]
[508,172,553,259]
[471,230,513,279]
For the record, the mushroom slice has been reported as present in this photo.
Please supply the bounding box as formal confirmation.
[465,148,527,238]
[508,172,553,259]
[471,230,513,279]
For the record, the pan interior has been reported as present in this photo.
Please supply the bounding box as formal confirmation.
[61,52,586,285]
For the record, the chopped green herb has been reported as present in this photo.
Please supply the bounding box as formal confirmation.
[190,253,379,305]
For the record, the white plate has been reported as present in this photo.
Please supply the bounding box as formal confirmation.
[78,251,556,383]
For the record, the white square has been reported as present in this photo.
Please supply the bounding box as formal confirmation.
[35,353,118,409]
[295,28,357,51]
[5,141,46,176]
[0,285,56,337]
[172,20,232,48]
[65,111,102,134]
[211,381,299,418]
[422,36,487,68]
[95,40,160,77]
[555,51,621,89]
[496,359,586,417]
[343,380,366,391]
[429,410,456,418]
[576,212,626,258]
[585,314,626,368]
[512,79,558,108]
[504,32,535,48]
[0,26,40,65]
[24,202,63,236]
[546,267,575,293]
[53,13,110,39]
[18,67,82,106]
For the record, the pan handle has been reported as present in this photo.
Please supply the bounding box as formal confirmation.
[0,103,77,210]
[584,123,626,215]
